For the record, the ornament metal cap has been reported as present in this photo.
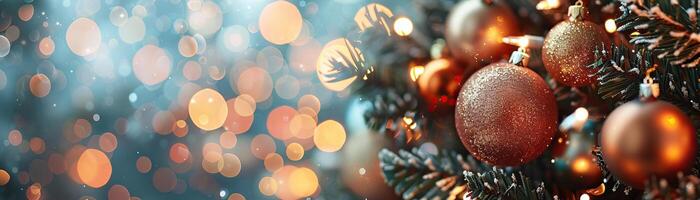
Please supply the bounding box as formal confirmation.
[568,0,586,21]
[508,47,530,67]
[639,66,660,99]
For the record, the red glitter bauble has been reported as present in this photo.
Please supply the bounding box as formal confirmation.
[455,63,558,166]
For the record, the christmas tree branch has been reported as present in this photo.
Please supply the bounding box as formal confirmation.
[464,167,553,200]
[379,148,482,200]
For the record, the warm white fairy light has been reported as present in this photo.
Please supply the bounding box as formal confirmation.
[393,17,413,36]
[605,19,617,33]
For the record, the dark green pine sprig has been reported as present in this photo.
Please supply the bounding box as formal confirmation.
[612,0,700,113]
[378,148,483,200]
[463,168,553,200]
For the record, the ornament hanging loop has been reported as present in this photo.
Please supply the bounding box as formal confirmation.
[568,0,586,21]
[639,64,660,99]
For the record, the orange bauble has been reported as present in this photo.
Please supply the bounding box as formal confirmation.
[455,63,557,166]
[601,100,696,188]
[416,59,464,114]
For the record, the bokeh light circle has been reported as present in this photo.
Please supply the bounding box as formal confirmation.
[220,153,241,178]
[76,149,112,188]
[188,88,228,131]
[187,1,222,37]
[136,156,152,173]
[66,18,101,57]
[314,120,347,152]
[119,17,146,44]
[259,1,303,45]
[108,185,130,200]
[132,45,172,85]
[236,67,273,102]
[178,36,198,57]
[0,35,9,57]
[29,73,51,98]
[259,176,278,196]
[38,37,55,57]
[220,131,237,149]
[0,169,9,186]
[267,106,297,140]
[263,153,283,172]
[251,134,276,159]
[286,143,304,161]
[289,167,319,198]
[169,143,190,164]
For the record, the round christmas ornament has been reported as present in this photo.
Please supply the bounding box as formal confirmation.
[446,0,519,67]
[553,108,603,190]
[455,47,558,166]
[601,78,696,189]
[542,1,610,87]
[416,58,464,114]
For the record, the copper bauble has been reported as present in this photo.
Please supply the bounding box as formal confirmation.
[417,59,464,114]
[601,100,696,189]
[455,63,558,166]
[542,8,610,87]
[446,0,519,67]
[341,133,398,199]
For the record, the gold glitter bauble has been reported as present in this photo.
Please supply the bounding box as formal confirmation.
[455,63,557,166]
[601,100,696,189]
[446,0,519,67]
[542,20,609,87]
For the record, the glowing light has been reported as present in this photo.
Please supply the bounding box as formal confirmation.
[572,156,590,174]
[109,6,128,26]
[136,156,152,173]
[259,176,278,196]
[221,25,250,53]
[580,193,590,200]
[189,88,228,131]
[169,143,190,164]
[224,98,254,134]
[66,18,101,56]
[8,129,22,146]
[76,149,112,188]
[220,153,241,178]
[220,131,237,149]
[259,1,302,44]
[233,94,256,117]
[29,73,51,98]
[288,167,319,198]
[29,137,45,154]
[27,183,41,200]
[314,120,347,152]
[182,61,202,81]
[354,3,394,34]
[410,65,425,82]
[536,0,561,10]
[108,185,130,200]
[286,143,305,161]
[237,67,273,102]
[98,132,117,153]
[0,36,8,57]
[38,37,55,57]
[297,95,321,113]
[267,106,297,140]
[178,36,198,57]
[605,19,617,33]
[188,1,223,37]
[0,169,9,186]
[264,153,284,172]
[251,134,276,159]
[132,45,172,86]
[393,17,413,36]
[18,4,34,21]
[574,107,589,121]
[289,114,316,139]
[228,193,245,200]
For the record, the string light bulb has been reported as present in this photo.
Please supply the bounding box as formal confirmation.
[604,19,617,33]
[393,17,413,36]
[536,0,561,10]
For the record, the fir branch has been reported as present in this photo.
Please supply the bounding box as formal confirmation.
[463,167,553,200]
[588,45,651,104]
[379,148,482,200]
[616,0,700,67]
